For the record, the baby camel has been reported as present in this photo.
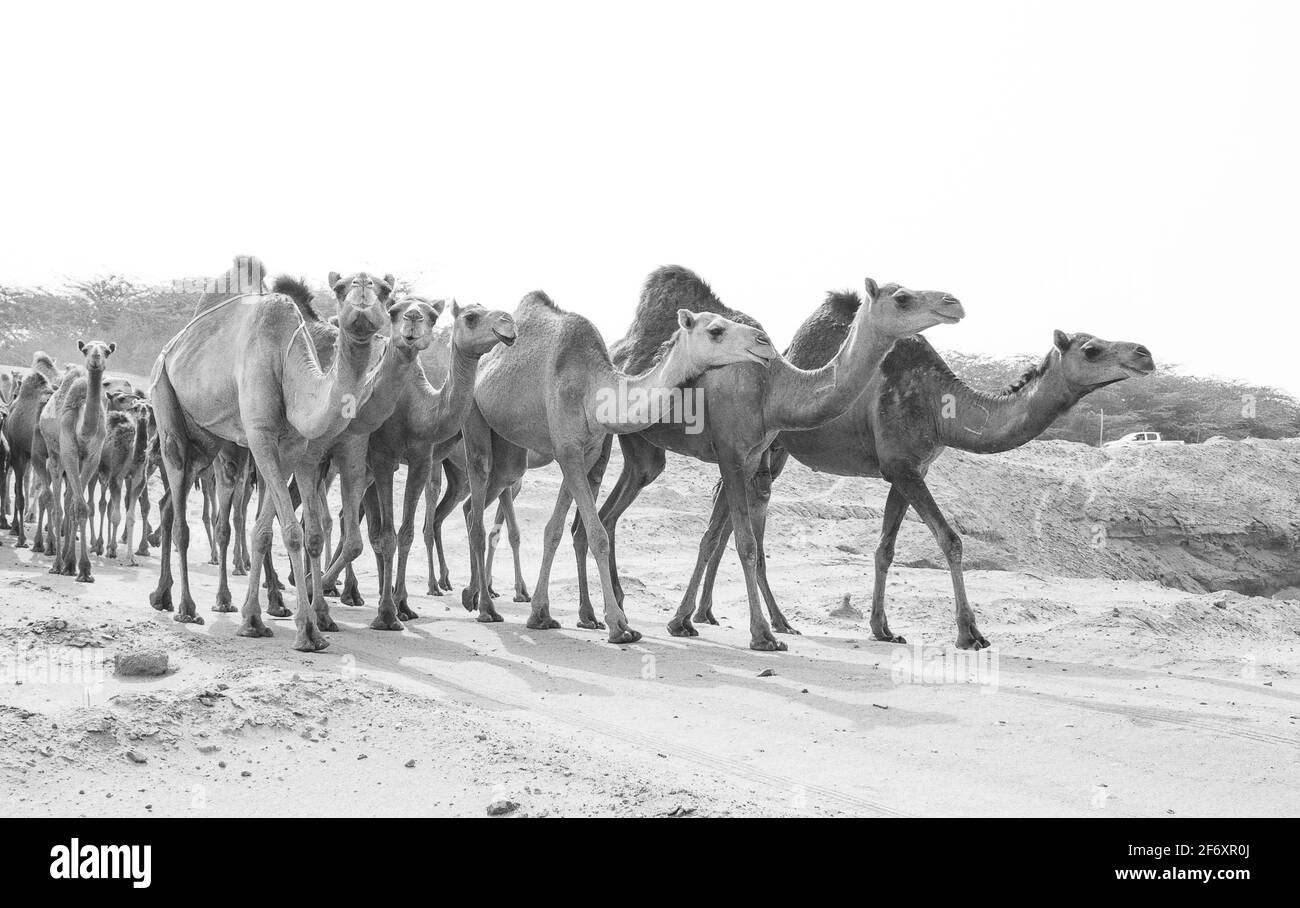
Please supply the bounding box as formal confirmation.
[462,291,775,643]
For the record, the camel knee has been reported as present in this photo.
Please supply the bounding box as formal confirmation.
[251,526,273,554]
[396,523,415,549]
[874,541,896,574]
[282,523,303,553]
[305,531,324,558]
[340,536,364,564]
[938,530,962,564]
[734,534,758,568]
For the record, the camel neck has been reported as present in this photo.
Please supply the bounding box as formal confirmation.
[766,305,898,431]
[282,326,378,441]
[349,341,418,435]
[592,334,703,433]
[937,353,1081,453]
[80,367,105,435]
[421,343,482,445]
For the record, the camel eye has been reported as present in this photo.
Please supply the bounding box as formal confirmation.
[1083,345,1100,360]
[708,326,725,339]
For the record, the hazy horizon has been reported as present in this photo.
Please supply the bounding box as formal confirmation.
[4,1,1296,395]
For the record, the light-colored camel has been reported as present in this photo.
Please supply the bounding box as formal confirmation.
[462,290,776,643]
[4,354,60,548]
[88,393,149,564]
[322,300,516,630]
[35,341,119,581]
[691,326,1155,649]
[148,271,392,651]
[574,267,963,650]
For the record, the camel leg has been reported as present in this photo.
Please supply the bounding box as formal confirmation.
[135,479,152,557]
[236,492,275,639]
[157,445,200,618]
[525,482,572,630]
[707,462,782,650]
[368,460,404,631]
[247,440,325,651]
[485,496,504,599]
[320,452,367,604]
[392,456,429,622]
[559,448,639,644]
[886,469,989,650]
[460,407,504,621]
[294,461,336,634]
[867,485,910,644]
[106,477,123,560]
[11,455,29,547]
[670,489,731,637]
[499,487,530,603]
[230,454,251,576]
[433,457,467,593]
[338,492,367,608]
[44,454,63,570]
[572,434,662,624]
[421,460,443,595]
[211,453,239,612]
[121,473,140,567]
[89,475,104,556]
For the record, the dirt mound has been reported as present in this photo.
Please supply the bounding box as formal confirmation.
[611,437,1300,597]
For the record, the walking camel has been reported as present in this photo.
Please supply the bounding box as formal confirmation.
[573,267,964,650]
[688,319,1155,649]
[4,353,60,548]
[462,290,776,643]
[34,341,120,581]
[149,271,392,651]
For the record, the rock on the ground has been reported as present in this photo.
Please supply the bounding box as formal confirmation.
[114,650,169,677]
[487,799,519,816]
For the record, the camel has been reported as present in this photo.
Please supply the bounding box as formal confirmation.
[34,341,119,581]
[688,323,1155,649]
[411,326,535,601]
[323,300,517,630]
[461,290,776,643]
[4,354,60,548]
[572,267,964,650]
[88,394,149,564]
[148,271,392,652]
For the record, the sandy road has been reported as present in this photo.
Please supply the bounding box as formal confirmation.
[1,457,1297,817]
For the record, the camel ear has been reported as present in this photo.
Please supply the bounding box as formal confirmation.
[1053,329,1073,352]
[429,299,447,319]
[387,300,407,321]
[420,301,442,324]
[864,278,879,301]
[107,343,116,355]
[77,341,86,354]
[451,299,461,318]
[677,309,696,330]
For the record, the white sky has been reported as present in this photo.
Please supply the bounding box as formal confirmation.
[3,1,1297,393]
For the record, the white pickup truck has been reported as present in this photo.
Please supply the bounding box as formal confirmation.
[1102,431,1185,449]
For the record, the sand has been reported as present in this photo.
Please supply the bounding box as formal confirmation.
[1,439,1297,817]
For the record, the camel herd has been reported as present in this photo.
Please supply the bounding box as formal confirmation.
[0,257,1156,653]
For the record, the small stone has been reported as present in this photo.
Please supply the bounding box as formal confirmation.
[757,669,777,678]
[125,751,147,764]
[114,650,169,677]
[241,770,251,778]
[404,759,416,768]
[487,799,519,817]
[829,594,863,620]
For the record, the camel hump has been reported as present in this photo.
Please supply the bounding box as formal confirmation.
[614,265,762,374]
[784,289,864,369]
[878,335,948,385]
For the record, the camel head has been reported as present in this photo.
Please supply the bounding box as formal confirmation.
[104,377,137,412]
[328,271,395,342]
[1052,330,1155,393]
[448,300,518,356]
[674,309,775,368]
[76,340,116,373]
[864,278,965,337]
[387,296,444,354]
